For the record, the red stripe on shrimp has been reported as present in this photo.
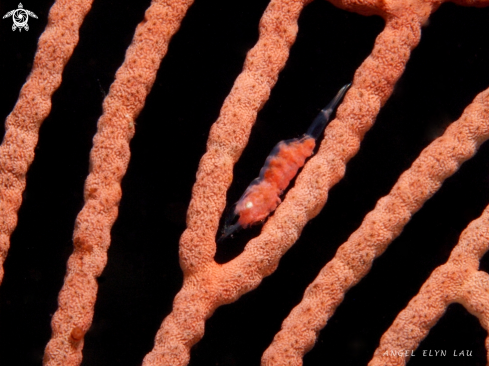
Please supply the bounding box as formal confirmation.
[236,136,315,227]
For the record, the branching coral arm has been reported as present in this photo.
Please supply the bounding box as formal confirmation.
[0,0,94,284]
[369,183,489,366]
[42,1,194,365]
[262,84,489,365]
[223,8,425,304]
[178,0,312,274]
[144,1,427,366]
[143,1,312,365]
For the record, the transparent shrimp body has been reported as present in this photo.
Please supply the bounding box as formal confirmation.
[220,84,350,241]
[235,136,316,227]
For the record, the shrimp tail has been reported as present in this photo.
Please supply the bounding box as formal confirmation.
[306,83,351,140]
[217,222,242,243]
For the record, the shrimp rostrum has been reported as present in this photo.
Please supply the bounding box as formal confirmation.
[219,84,350,242]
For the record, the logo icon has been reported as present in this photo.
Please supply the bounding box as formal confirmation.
[3,3,37,32]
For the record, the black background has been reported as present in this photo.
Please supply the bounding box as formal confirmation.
[1,0,489,365]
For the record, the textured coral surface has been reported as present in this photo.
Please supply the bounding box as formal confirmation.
[0,0,94,284]
[1,0,489,365]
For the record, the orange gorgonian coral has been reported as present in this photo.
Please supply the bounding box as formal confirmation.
[1,0,489,365]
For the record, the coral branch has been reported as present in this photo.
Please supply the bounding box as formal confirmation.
[3,0,489,363]
[0,0,94,284]
[42,1,194,365]
[143,0,312,363]
[143,0,432,364]
[369,184,489,365]
[225,8,423,301]
[178,0,311,274]
[262,85,489,365]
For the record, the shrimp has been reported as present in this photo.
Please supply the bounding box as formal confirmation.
[219,83,351,242]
